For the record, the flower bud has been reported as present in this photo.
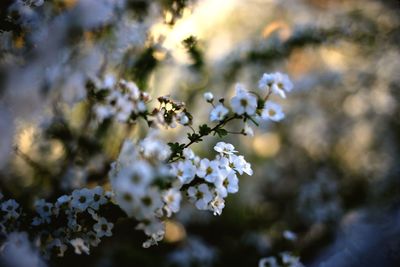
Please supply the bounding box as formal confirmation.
[203,92,214,102]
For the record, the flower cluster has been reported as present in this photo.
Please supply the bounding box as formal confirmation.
[0,71,293,257]
[182,142,252,215]
[205,72,293,137]
[109,136,173,248]
[153,95,192,128]
[109,136,252,247]
[1,187,114,257]
[94,79,151,122]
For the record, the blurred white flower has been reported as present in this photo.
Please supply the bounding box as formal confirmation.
[258,73,276,93]
[171,160,196,186]
[203,92,214,102]
[262,101,285,122]
[243,123,254,136]
[272,72,293,99]
[209,104,229,122]
[163,188,182,217]
[214,142,237,155]
[1,199,20,220]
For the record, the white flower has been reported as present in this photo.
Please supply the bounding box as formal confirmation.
[139,132,171,161]
[187,184,213,210]
[89,186,108,210]
[261,100,285,122]
[230,155,253,175]
[196,159,221,183]
[243,123,254,136]
[170,160,196,186]
[70,238,90,255]
[258,73,276,93]
[214,142,237,155]
[162,188,182,217]
[33,199,53,223]
[1,199,20,220]
[183,148,195,160]
[215,171,239,198]
[55,195,71,209]
[93,217,113,238]
[217,156,232,172]
[116,139,138,167]
[203,92,214,102]
[118,161,153,191]
[136,218,165,239]
[112,180,137,217]
[136,188,164,220]
[230,84,257,115]
[71,188,94,212]
[210,195,225,216]
[271,72,293,99]
[124,81,140,100]
[209,104,229,122]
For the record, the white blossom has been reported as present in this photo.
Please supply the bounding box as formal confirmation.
[162,188,182,217]
[170,160,196,186]
[89,186,108,210]
[187,184,213,210]
[203,92,214,102]
[272,72,293,99]
[210,195,225,216]
[230,84,258,115]
[262,101,285,122]
[230,154,253,176]
[214,142,237,156]
[196,159,221,183]
[93,217,113,238]
[71,188,94,212]
[258,73,276,93]
[209,104,229,122]
[215,171,239,198]
[243,123,254,136]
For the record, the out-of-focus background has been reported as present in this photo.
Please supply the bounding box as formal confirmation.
[1,0,400,266]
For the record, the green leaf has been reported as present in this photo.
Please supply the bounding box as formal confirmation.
[199,124,211,136]
[215,128,228,138]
